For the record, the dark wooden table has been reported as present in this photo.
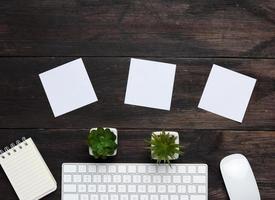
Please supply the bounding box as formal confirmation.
[0,1,275,199]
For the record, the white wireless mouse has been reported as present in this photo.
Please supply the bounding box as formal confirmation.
[220,154,261,200]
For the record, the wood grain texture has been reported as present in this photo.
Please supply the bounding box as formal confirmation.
[0,0,275,57]
[0,129,275,200]
[0,57,274,129]
[0,0,275,199]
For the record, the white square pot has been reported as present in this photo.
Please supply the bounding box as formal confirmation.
[89,128,118,157]
[151,131,179,160]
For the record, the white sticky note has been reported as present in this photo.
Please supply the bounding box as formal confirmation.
[124,58,176,110]
[198,64,256,122]
[39,58,98,117]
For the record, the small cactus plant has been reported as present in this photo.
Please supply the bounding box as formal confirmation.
[88,128,118,159]
[146,131,182,164]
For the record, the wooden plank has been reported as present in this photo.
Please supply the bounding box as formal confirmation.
[0,129,274,199]
[0,1,275,57]
[0,57,274,129]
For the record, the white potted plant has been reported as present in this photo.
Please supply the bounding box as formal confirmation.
[88,127,118,159]
[146,130,182,164]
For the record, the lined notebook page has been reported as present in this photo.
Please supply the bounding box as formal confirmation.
[0,138,57,200]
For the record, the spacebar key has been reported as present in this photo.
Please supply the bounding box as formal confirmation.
[63,194,79,200]
[190,195,206,200]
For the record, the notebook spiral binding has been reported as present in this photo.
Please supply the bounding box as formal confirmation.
[0,137,28,159]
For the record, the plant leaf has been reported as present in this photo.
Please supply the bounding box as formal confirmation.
[146,131,183,164]
[88,128,117,159]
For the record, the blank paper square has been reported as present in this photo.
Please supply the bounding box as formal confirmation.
[198,64,256,122]
[124,58,176,110]
[39,58,98,117]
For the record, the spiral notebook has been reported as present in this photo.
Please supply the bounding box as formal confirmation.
[0,137,57,200]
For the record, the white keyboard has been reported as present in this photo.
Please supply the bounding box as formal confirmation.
[62,163,208,200]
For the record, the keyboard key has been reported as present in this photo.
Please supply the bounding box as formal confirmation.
[137,185,146,193]
[188,185,196,193]
[171,195,179,200]
[180,195,189,200]
[197,166,206,174]
[93,175,101,183]
[152,175,161,183]
[160,195,169,200]
[167,166,177,173]
[100,194,108,200]
[103,175,111,183]
[108,165,116,173]
[198,185,206,193]
[83,175,91,183]
[177,166,186,173]
[148,165,156,173]
[110,195,118,200]
[78,165,86,173]
[147,185,156,193]
[64,164,77,173]
[157,185,166,193]
[128,165,137,173]
[90,195,98,200]
[163,175,171,183]
[168,185,176,193]
[113,175,121,183]
[63,194,79,200]
[88,185,96,192]
[98,165,107,173]
[123,175,132,183]
[118,165,127,173]
[133,175,141,183]
[98,185,106,192]
[64,184,76,192]
[118,185,126,193]
[190,195,206,200]
[150,195,158,200]
[193,176,206,183]
[182,175,191,183]
[64,175,72,183]
[128,185,136,193]
[130,195,139,200]
[73,175,81,183]
[142,175,151,183]
[140,195,149,200]
[120,194,129,200]
[88,165,96,173]
[137,165,146,173]
[157,165,167,173]
[80,194,89,200]
[108,184,116,192]
[78,184,86,193]
[177,185,186,193]
[188,166,196,173]
[173,175,181,183]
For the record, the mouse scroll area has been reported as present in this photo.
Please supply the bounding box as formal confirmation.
[222,156,249,179]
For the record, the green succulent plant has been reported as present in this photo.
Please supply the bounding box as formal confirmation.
[88,128,118,159]
[146,131,182,165]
